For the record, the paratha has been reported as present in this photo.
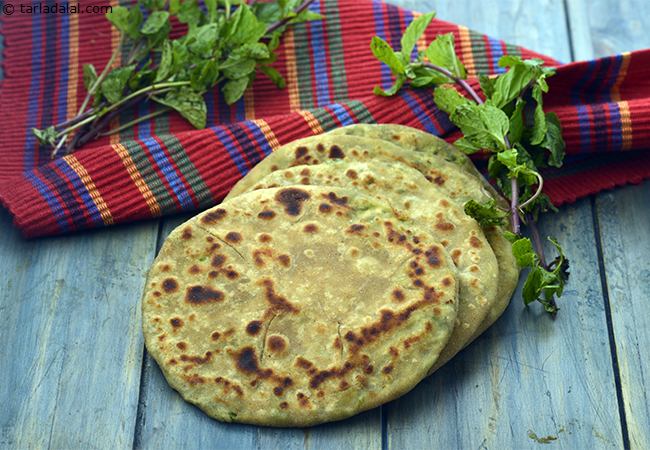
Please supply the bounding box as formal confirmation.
[245,160,498,370]
[328,124,507,209]
[225,135,499,207]
[142,186,459,426]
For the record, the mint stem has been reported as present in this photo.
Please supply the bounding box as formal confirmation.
[422,62,483,104]
[265,0,317,34]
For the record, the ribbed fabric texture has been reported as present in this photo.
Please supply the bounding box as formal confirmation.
[1,0,650,237]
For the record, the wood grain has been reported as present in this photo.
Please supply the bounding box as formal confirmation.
[565,2,650,447]
[0,209,159,449]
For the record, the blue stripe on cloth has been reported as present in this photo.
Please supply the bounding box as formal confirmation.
[141,136,194,210]
[329,103,355,126]
[599,54,623,102]
[56,12,69,125]
[40,164,85,229]
[229,124,259,166]
[26,172,70,232]
[372,0,392,91]
[572,59,598,104]
[309,0,331,106]
[488,37,506,74]
[54,159,103,226]
[591,103,608,151]
[399,90,444,135]
[210,127,249,176]
[607,102,623,151]
[243,121,273,158]
[576,104,592,149]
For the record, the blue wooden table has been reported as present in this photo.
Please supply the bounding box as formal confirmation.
[2,0,649,448]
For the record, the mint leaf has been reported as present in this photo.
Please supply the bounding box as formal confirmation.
[424,33,466,79]
[373,75,405,97]
[141,11,169,35]
[453,137,481,154]
[508,98,525,143]
[223,77,250,105]
[154,40,174,82]
[227,4,267,46]
[433,86,472,115]
[106,6,143,40]
[541,112,565,167]
[190,59,219,91]
[511,236,537,267]
[153,87,207,129]
[32,126,59,147]
[260,65,286,88]
[529,84,546,145]
[187,23,219,58]
[101,65,136,104]
[464,199,508,227]
[370,36,404,75]
[176,0,201,26]
[400,12,435,63]
[450,102,510,152]
[479,74,496,99]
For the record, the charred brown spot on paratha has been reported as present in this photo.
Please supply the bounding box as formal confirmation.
[392,289,405,302]
[470,236,483,248]
[214,377,244,397]
[328,145,344,159]
[258,210,276,220]
[425,247,441,267]
[345,169,358,179]
[275,188,310,216]
[297,392,311,408]
[162,278,178,293]
[382,364,394,374]
[184,374,206,385]
[225,231,242,243]
[318,203,332,213]
[211,254,226,267]
[326,192,348,206]
[170,317,183,328]
[435,214,455,231]
[160,264,171,272]
[451,249,462,264]
[186,285,225,304]
[295,147,308,159]
[259,279,299,317]
[347,224,365,234]
[211,331,221,341]
[181,227,193,240]
[179,351,212,364]
[246,320,262,336]
[201,208,227,224]
[267,335,287,353]
[225,269,239,280]
[279,401,289,409]
[258,233,272,242]
[189,265,201,275]
[277,254,291,268]
[442,276,453,287]
[303,223,319,233]
[176,342,187,350]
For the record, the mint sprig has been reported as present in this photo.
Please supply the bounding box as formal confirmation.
[371,11,569,315]
[34,0,321,158]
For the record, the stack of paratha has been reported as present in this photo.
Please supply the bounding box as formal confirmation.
[141,124,520,427]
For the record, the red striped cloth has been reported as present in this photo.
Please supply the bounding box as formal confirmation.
[1,0,649,237]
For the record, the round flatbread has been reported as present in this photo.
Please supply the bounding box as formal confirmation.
[328,124,507,209]
[325,125,520,352]
[225,135,498,207]
[245,160,498,370]
[142,186,459,427]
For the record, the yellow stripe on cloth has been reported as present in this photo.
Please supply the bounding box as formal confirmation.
[298,110,324,135]
[458,26,476,77]
[66,13,79,121]
[244,88,256,119]
[283,28,301,111]
[63,155,114,225]
[113,143,161,216]
[250,119,281,150]
[618,101,633,150]
[611,52,631,102]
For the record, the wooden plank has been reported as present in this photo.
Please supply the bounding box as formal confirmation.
[386,1,625,448]
[566,1,650,447]
[134,217,381,449]
[0,209,159,449]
